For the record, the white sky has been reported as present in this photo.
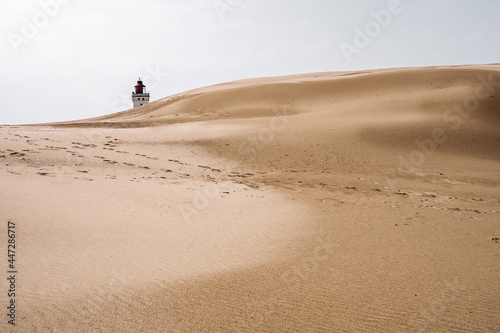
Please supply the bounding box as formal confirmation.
[0,0,499,124]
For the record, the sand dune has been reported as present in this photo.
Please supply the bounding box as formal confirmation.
[1,65,499,332]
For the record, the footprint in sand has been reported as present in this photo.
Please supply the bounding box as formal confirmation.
[74,177,94,181]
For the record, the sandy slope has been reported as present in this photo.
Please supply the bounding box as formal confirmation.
[1,65,499,332]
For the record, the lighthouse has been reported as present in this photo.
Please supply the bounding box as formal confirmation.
[132,78,150,108]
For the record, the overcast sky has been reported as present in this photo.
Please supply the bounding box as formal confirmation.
[1,0,499,124]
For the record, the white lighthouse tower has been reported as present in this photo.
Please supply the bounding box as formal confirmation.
[132,78,150,108]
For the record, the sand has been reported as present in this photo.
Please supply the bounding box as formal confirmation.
[1,64,499,332]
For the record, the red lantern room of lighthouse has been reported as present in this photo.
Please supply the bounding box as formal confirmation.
[132,78,150,108]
